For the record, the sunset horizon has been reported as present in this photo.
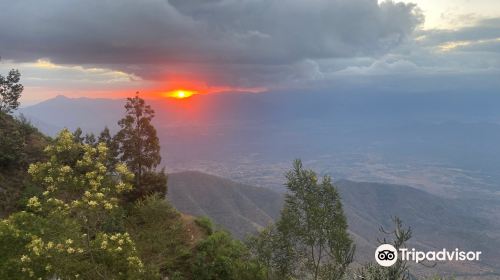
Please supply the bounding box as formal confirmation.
[2,1,500,279]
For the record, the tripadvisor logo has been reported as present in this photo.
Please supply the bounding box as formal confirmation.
[375,244,482,266]
[375,244,398,267]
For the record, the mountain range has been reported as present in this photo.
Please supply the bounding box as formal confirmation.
[167,171,500,278]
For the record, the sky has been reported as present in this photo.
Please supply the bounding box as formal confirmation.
[0,0,499,105]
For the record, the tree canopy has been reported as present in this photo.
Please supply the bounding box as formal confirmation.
[0,129,144,279]
[114,94,167,202]
[0,69,23,113]
[249,159,355,280]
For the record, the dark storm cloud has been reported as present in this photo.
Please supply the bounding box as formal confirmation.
[0,0,422,86]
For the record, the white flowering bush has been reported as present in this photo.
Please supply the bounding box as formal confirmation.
[0,129,144,279]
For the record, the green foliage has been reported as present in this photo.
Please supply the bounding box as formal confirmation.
[191,231,266,280]
[0,129,145,279]
[0,114,45,170]
[98,126,120,170]
[0,112,48,216]
[73,128,97,146]
[72,127,84,144]
[84,133,97,146]
[247,225,286,280]
[194,216,214,236]
[127,194,190,279]
[0,113,25,169]
[137,169,168,200]
[249,159,355,280]
[114,94,166,202]
[0,69,23,113]
[116,94,161,170]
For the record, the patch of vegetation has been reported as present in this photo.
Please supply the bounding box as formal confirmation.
[0,112,49,217]
[127,194,191,278]
[190,230,265,280]
[194,216,214,236]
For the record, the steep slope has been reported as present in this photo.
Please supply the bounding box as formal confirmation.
[0,112,49,217]
[167,171,283,239]
[337,179,495,249]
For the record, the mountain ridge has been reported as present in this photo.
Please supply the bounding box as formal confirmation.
[167,170,283,238]
[167,171,500,277]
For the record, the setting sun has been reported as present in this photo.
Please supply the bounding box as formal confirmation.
[167,90,197,99]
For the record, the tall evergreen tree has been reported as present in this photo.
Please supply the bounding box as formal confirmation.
[0,69,23,113]
[114,94,167,202]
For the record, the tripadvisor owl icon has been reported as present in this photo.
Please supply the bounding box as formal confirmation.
[375,244,398,267]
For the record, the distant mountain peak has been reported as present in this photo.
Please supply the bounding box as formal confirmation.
[53,94,70,100]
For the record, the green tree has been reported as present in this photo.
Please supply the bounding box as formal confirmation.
[114,94,167,202]
[191,230,265,280]
[84,133,96,146]
[73,127,85,144]
[98,126,113,144]
[0,129,145,279]
[98,126,119,170]
[0,69,23,113]
[72,128,96,146]
[247,225,289,280]
[250,160,354,280]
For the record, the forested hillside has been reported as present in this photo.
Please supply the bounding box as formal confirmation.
[0,111,48,217]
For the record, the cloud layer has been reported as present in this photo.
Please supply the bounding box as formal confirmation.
[0,0,423,89]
